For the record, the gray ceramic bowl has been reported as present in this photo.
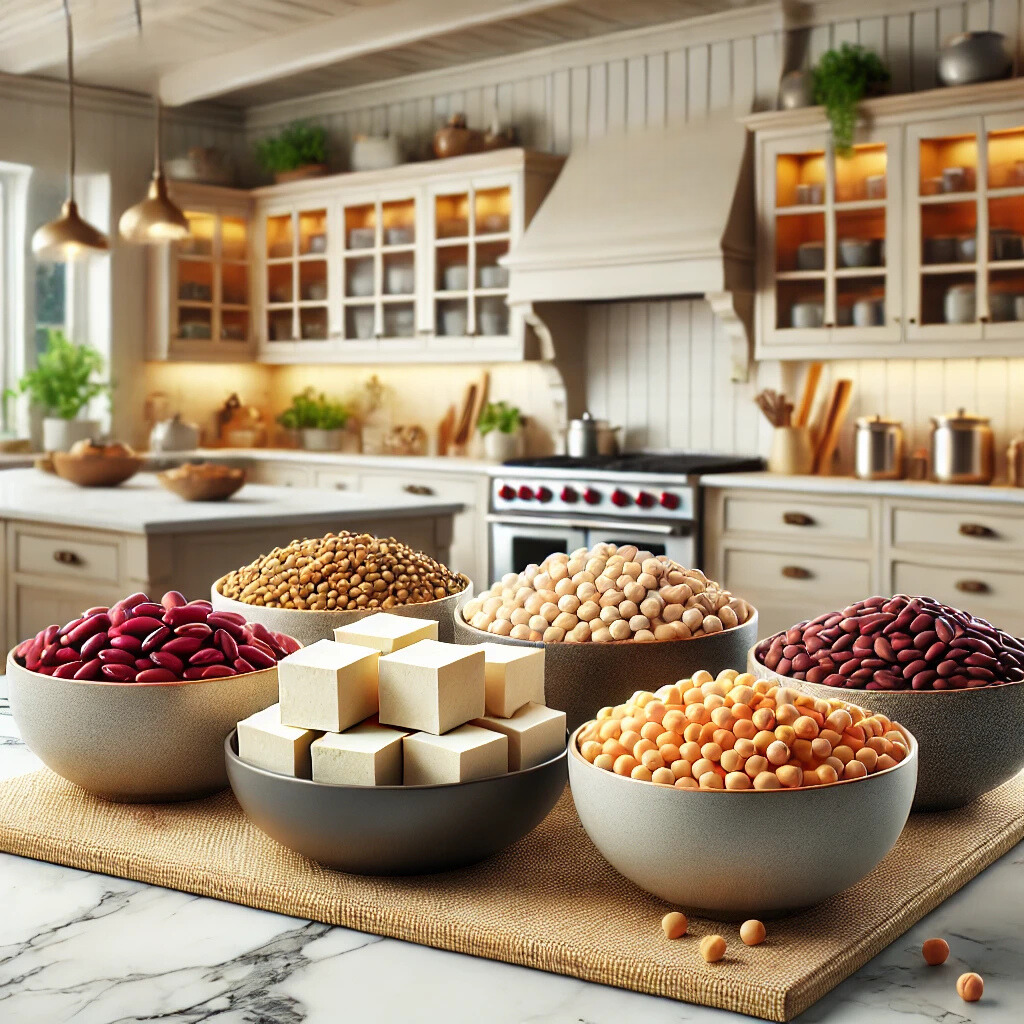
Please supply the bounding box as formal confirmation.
[7,650,279,802]
[211,573,471,647]
[225,730,567,874]
[568,722,917,918]
[453,612,758,731]
[747,645,1024,811]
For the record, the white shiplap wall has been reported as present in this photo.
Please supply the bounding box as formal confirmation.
[244,0,1024,472]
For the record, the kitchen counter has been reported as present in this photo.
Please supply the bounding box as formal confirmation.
[699,472,1024,506]
[151,447,497,474]
[0,689,1019,1024]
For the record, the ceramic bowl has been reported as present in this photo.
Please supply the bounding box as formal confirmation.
[51,452,143,488]
[453,612,758,731]
[838,237,880,268]
[746,646,1024,811]
[225,729,567,874]
[791,301,824,329]
[568,722,917,918]
[796,241,825,271]
[157,466,245,502]
[6,650,279,802]
[211,574,472,647]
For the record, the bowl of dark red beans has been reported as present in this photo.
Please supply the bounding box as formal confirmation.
[749,595,1024,810]
[7,591,299,802]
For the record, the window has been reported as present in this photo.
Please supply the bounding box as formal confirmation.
[0,162,30,427]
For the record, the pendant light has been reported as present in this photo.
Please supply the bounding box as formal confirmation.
[33,0,110,260]
[119,0,188,244]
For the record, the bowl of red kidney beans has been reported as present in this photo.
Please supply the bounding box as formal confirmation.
[7,591,299,802]
[748,595,1024,810]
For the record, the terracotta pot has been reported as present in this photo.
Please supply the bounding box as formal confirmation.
[433,114,483,159]
[274,163,327,184]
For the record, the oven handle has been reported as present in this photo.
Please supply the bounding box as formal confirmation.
[487,514,687,536]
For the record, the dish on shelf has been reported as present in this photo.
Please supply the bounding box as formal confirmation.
[478,297,508,336]
[439,305,468,337]
[384,262,415,295]
[306,233,327,254]
[383,306,415,338]
[351,306,375,340]
[989,289,1024,322]
[158,462,246,502]
[437,217,468,239]
[794,182,824,205]
[944,283,976,324]
[478,264,509,288]
[791,301,824,329]
[796,241,825,271]
[348,262,375,297]
[348,227,376,249]
[838,237,880,268]
[385,226,414,246]
[923,235,957,264]
[990,229,1023,262]
[852,296,885,327]
[443,263,469,291]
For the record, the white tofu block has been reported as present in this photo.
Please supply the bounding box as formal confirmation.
[471,702,566,771]
[378,640,485,735]
[403,725,508,785]
[333,612,437,654]
[476,642,545,718]
[237,703,318,778]
[311,720,407,786]
[278,639,379,732]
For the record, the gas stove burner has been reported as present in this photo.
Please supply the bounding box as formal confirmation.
[502,452,765,475]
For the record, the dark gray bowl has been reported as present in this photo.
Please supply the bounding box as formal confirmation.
[225,730,567,874]
[454,611,759,731]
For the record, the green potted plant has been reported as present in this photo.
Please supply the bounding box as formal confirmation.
[277,387,350,451]
[255,121,328,184]
[477,400,523,460]
[6,329,110,451]
[812,44,890,155]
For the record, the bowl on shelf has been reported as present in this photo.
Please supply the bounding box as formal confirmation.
[478,264,509,288]
[944,284,976,324]
[440,305,468,337]
[568,721,917,917]
[838,237,880,268]
[385,226,414,246]
[453,612,758,731]
[791,301,825,329]
[52,451,143,488]
[348,227,376,249]
[852,297,885,327]
[351,306,375,340]
[937,31,1012,87]
[796,241,825,271]
[747,646,1024,810]
[158,464,246,502]
[7,650,280,802]
[478,298,508,336]
[443,264,469,291]
[211,573,472,647]
[384,262,415,295]
[923,235,957,264]
[226,730,567,874]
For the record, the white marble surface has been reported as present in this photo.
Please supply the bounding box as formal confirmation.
[699,472,1024,506]
[0,690,1020,1023]
[152,447,497,474]
[0,469,463,535]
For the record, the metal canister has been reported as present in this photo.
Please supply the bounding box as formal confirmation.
[1008,434,1024,487]
[854,415,905,480]
[930,409,995,484]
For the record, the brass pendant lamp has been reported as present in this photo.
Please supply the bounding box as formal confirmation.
[32,0,110,261]
[119,1,189,243]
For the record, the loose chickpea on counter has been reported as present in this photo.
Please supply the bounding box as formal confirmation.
[922,937,949,965]
[661,912,688,939]
[957,972,984,1002]
[576,671,911,792]
[739,920,766,946]
[700,935,727,963]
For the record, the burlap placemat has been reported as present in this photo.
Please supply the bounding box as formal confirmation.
[1,770,1021,1021]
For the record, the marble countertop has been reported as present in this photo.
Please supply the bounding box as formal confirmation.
[0,684,1019,1023]
[150,448,497,474]
[0,469,463,535]
[699,471,1024,506]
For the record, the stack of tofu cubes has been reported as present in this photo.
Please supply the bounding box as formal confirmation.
[237,612,566,786]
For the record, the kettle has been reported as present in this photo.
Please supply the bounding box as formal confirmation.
[149,413,199,453]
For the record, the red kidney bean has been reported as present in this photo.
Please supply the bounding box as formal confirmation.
[936,660,958,677]
[125,602,164,618]
[873,637,896,662]
[183,667,206,680]
[175,622,213,639]
[63,613,110,646]
[161,590,187,610]
[55,646,81,664]
[53,661,83,678]
[207,617,245,640]
[40,642,60,667]
[135,657,155,672]
[136,668,178,683]
[25,634,45,671]
[101,663,135,682]
[114,616,165,638]
[110,634,142,653]
[215,628,239,660]
[162,636,203,657]
[58,615,84,638]
[791,652,813,673]
[150,650,184,673]
[189,647,225,666]
[163,604,210,627]
[910,612,934,632]
[99,648,135,666]
[73,659,102,680]
[777,657,792,676]
[141,626,171,653]
[245,637,276,660]
[935,616,954,643]
[271,630,299,654]
[42,624,60,645]
[925,641,946,662]
[79,631,108,661]
[238,644,275,669]
[200,664,236,679]
[233,657,255,674]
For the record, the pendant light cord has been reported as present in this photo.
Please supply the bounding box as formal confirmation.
[130,0,162,171]
[63,0,76,202]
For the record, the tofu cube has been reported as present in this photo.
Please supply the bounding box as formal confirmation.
[378,640,485,735]
[472,702,566,771]
[333,612,437,654]
[237,703,318,778]
[311,720,407,786]
[477,642,545,718]
[403,725,508,785]
[278,639,379,732]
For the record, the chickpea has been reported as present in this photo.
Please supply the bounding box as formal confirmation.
[698,771,724,789]
[675,776,699,790]
[725,771,752,790]
[651,766,675,786]
[740,920,766,946]
[613,754,639,776]
[753,771,782,791]
[699,935,727,963]
[922,938,949,966]
[956,973,983,1002]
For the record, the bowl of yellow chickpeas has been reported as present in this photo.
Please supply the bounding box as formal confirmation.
[568,670,918,918]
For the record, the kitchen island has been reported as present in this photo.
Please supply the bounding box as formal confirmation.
[0,469,462,653]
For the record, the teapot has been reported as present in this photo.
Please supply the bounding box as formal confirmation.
[149,413,199,453]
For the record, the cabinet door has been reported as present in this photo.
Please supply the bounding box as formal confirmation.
[12,584,124,651]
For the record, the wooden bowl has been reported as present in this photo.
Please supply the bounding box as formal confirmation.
[158,466,246,502]
[51,452,143,487]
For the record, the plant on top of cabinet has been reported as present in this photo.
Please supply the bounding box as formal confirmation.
[477,400,523,460]
[813,45,890,154]
[255,121,328,184]
[277,386,350,451]
[5,329,109,451]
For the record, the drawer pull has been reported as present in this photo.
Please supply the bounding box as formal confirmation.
[53,550,82,566]
[781,565,812,580]
[956,579,990,594]
[404,484,435,496]
[334,482,347,490]
[783,511,815,527]
[959,522,995,538]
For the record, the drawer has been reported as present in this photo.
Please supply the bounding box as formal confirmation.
[890,505,1024,555]
[365,472,479,507]
[247,462,312,488]
[13,583,124,647]
[723,547,872,599]
[891,560,1024,635]
[722,494,872,542]
[314,469,361,491]
[15,529,119,584]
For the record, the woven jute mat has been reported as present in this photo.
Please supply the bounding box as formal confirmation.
[1,770,1022,1021]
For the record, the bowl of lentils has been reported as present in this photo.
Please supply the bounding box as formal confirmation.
[748,594,1024,810]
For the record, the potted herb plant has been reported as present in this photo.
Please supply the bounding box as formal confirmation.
[478,400,524,461]
[812,44,890,155]
[255,121,328,184]
[6,329,109,451]
[277,387,350,451]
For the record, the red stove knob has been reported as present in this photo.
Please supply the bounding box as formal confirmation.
[517,485,535,501]
[560,485,578,503]
[536,486,553,503]
[636,491,655,508]
[583,487,601,505]
[497,484,515,500]
[660,491,680,510]
[610,488,631,507]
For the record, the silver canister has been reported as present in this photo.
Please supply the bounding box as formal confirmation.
[566,412,620,458]
[930,409,995,484]
[854,416,905,480]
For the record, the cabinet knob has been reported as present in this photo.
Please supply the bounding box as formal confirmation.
[956,579,990,594]
[404,483,434,496]
[959,522,995,538]
[53,550,82,566]
[782,511,815,527]
[781,565,812,580]
[334,482,347,490]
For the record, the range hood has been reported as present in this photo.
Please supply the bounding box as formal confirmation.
[504,117,756,380]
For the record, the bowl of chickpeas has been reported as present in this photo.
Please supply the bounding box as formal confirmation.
[454,544,758,730]
[567,670,918,918]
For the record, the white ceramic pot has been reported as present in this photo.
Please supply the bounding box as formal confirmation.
[301,428,344,451]
[483,430,523,462]
[42,417,100,452]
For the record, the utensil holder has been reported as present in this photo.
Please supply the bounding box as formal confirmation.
[768,426,813,475]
